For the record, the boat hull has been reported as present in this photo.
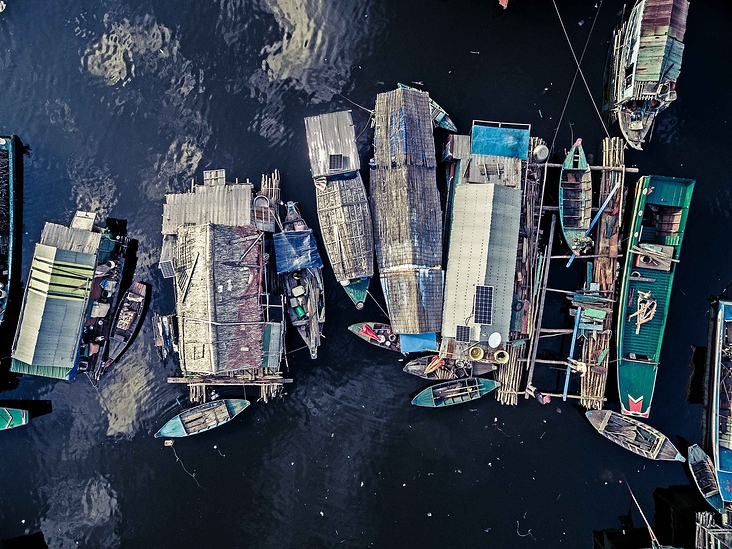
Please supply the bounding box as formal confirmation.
[586,409,684,462]
[155,399,249,438]
[688,444,724,513]
[348,322,401,353]
[558,138,593,255]
[343,277,371,310]
[0,407,28,430]
[710,300,732,502]
[403,355,472,381]
[616,175,694,417]
[412,378,500,408]
[106,281,149,365]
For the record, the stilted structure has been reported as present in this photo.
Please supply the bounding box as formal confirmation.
[370,86,443,343]
[160,170,288,404]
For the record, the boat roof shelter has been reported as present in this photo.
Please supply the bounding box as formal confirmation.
[370,87,443,335]
[304,110,360,179]
[11,221,101,380]
[441,122,530,346]
[635,0,688,83]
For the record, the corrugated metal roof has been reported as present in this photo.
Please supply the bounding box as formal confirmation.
[162,183,252,235]
[11,244,96,379]
[441,183,521,344]
[304,111,361,179]
[40,223,101,254]
[175,224,265,375]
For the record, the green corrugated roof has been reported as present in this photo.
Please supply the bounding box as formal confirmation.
[10,358,77,380]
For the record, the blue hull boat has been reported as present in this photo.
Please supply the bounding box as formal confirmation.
[155,399,250,438]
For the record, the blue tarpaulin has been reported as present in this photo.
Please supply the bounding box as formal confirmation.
[274,231,323,274]
[471,124,530,160]
[725,304,732,321]
[400,332,437,354]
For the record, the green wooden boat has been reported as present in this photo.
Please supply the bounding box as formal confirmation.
[559,138,593,255]
[154,399,249,438]
[411,377,500,408]
[0,407,28,431]
[617,175,694,417]
[348,322,401,353]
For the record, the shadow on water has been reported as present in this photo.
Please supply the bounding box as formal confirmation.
[0,399,52,419]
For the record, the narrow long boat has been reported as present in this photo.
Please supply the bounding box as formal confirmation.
[710,299,732,502]
[616,175,694,417]
[348,322,401,353]
[397,83,457,132]
[105,281,148,365]
[0,135,19,328]
[154,399,249,438]
[687,444,724,513]
[412,378,500,408]
[275,202,325,359]
[586,410,684,461]
[559,138,593,255]
[0,407,28,431]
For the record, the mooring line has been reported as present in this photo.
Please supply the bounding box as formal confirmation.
[551,0,610,140]
[366,290,390,320]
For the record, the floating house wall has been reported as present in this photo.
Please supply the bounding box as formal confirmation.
[370,87,443,334]
[304,111,361,179]
[173,223,267,375]
[11,223,101,380]
[305,111,374,282]
[441,121,529,346]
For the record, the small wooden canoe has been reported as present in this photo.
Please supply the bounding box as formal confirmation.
[106,281,148,364]
[688,444,724,513]
[559,138,593,255]
[586,410,684,462]
[0,407,28,431]
[412,378,500,408]
[348,322,401,353]
[155,399,249,438]
[403,355,472,381]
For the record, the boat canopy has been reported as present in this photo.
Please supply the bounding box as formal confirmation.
[400,332,437,354]
[274,230,323,274]
[470,122,530,160]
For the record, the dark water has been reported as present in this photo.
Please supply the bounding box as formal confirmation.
[0,0,730,546]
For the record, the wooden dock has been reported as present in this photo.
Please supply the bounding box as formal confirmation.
[510,137,631,408]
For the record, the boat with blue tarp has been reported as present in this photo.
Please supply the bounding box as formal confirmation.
[616,175,694,417]
[274,202,325,359]
[155,399,249,438]
[412,377,500,408]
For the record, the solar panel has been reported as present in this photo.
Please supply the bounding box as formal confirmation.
[474,286,494,325]
[329,154,344,170]
[456,325,470,343]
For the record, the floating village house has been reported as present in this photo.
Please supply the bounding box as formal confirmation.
[605,0,689,149]
[304,110,374,309]
[159,170,286,403]
[11,212,127,380]
[370,87,443,351]
[440,122,530,358]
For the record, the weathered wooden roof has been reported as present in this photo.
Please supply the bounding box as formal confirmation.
[304,111,360,179]
[174,224,265,375]
[635,0,689,82]
[162,183,252,235]
[370,87,443,334]
[40,222,101,254]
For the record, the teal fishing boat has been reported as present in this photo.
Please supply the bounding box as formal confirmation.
[559,138,593,256]
[709,300,732,502]
[348,322,401,353]
[154,399,249,438]
[411,378,500,408]
[0,135,19,327]
[616,175,694,417]
[0,406,28,431]
[397,83,457,132]
[687,444,724,514]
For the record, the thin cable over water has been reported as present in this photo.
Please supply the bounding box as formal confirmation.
[551,0,610,141]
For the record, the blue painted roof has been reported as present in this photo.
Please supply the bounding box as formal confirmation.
[400,332,437,353]
[470,123,530,160]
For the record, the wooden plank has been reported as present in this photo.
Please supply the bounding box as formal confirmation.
[168,376,293,385]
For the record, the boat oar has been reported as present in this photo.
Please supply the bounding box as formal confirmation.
[566,181,621,267]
